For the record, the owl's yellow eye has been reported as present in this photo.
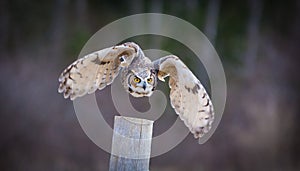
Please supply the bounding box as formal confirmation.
[134,77,141,83]
[147,78,152,83]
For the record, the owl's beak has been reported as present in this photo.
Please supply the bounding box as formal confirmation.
[142,81,147,90]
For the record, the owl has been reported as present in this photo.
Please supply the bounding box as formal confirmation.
[58,42,214,141]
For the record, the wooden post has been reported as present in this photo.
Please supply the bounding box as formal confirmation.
[109,116,153,171]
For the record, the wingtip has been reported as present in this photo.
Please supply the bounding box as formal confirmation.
[58,82,66,93]
[58,89,62,93]
[58,74,65,82]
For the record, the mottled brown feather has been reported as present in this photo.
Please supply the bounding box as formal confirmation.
[154,55,214,141]
[58,43,137,100]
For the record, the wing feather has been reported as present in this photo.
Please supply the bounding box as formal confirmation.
[58,43,137,100]
[154,55,214,141]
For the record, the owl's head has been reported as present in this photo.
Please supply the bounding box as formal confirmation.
[126,69,157,97]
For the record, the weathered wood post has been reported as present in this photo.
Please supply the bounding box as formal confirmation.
[109,116,153,171]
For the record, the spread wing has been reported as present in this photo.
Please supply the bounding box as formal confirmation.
[58,42,138,100]
[154,55,214,141]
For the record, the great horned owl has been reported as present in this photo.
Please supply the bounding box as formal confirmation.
[58,42,214,141]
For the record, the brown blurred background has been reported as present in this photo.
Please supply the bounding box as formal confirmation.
[1,0,300,170]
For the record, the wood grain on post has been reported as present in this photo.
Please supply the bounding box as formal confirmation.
[109,116,153,171]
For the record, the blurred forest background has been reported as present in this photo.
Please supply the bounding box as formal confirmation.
[1,0,300,170]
